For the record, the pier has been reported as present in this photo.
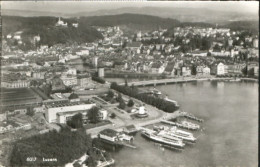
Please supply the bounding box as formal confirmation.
[183,113,204,122]
[161,120,200,131]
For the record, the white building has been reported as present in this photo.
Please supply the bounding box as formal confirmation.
[72,23,79,28]
[45,102,96,123]
[92,57,98,67]
[98,68,105,78]
[77,74,92,88]
[56,17,67,27]
[76,50,89,56]
[34,35,41,42]
[217,63,225,75]
[14,34,21,40]
[6,34,12,39]
[65,68,77,75]
[203,67,211,75]
[253,38,258,48]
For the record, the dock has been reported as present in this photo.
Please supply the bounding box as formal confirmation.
[183,113,204,122]
[121,142,137,149]
[161,120,200,131]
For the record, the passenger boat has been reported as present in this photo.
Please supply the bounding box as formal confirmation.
[164,96,180,107]
[154,126,196,143]
[141,129,185,148]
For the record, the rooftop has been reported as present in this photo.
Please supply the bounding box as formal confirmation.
[45,101,91,109]
[99,129,119,137]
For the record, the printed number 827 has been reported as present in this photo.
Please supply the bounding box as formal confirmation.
[26,157,37,161]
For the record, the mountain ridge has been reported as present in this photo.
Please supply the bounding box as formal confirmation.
[2,7,258,24]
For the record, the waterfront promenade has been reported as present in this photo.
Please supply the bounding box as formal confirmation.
[118,77,258,87]
[87,89,184,138]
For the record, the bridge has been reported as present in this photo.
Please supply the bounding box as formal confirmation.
[118,78,208,87]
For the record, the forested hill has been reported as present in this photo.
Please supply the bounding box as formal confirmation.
[2,14,181,47]
[2,14,258,48]
[223,21,259,34]
[2,16,104,47]
[80,13,181,31]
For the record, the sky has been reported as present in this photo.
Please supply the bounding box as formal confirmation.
[1,1,259,14]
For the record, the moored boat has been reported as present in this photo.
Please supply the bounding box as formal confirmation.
[154,126,196,143]
[141,129,185,148]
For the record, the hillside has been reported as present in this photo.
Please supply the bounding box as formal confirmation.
[10,128,93,166]
[2,16,103,47]
[2,14,258,48]
[2,14,181,46]
[3,7,258,24]
[73,7,258,24]
[80,13,181,32]
[223,21,259,34]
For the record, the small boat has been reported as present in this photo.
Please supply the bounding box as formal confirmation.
[141,129,185,148]
[149,88,162,95]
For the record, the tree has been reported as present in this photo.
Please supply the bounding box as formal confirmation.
[67,113,83,129]
[42,84,52,97]
[131,84,135,90]
[116,93,123,102]
[248,68,255,77]
[10,128,93,166]
[88,107,100,124]
[86,155,97,167]
[103,152,112,161]
[118,100,126,109]
[107,90,114,99]
[110,113,116,119]
[26,107,34,117]
[213,44,221,52]
[191,65,197,75]
[125,79,128,87]
[241,66,248,76]
[127,99,134,107]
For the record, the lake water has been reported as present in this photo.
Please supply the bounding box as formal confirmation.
[110,81,258,167]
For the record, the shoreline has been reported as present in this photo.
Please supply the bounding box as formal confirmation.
[112,76,258,86]
[88,77,257,138]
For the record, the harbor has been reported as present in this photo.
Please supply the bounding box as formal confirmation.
[107,81,257,167]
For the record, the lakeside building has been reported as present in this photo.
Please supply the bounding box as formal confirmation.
[182,66,192,76]
[99,129,120,142]
[217,62,226,75]
[99,129,134,142]
[202,67,211,76]
[45,102,96,123]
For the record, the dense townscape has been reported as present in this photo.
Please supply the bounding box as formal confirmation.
[0,9,259,167]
